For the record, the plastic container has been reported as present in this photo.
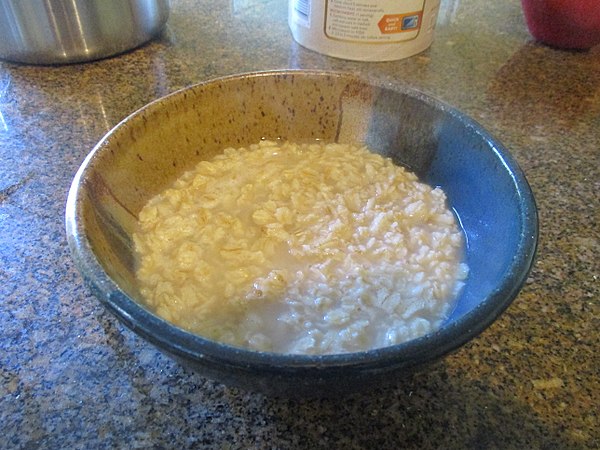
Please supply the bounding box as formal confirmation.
[288,0,441,61]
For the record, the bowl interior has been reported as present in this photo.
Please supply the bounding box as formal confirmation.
[67,70,537,377]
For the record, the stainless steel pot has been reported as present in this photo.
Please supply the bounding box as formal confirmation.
[0,0,170,65]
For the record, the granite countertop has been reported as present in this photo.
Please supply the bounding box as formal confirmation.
[1,0,598,448]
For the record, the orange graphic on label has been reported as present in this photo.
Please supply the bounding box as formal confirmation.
[377,11,423,34]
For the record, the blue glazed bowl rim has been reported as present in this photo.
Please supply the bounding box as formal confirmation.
[66,69,538,373]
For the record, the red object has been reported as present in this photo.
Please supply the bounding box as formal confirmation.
[521,0,600,49]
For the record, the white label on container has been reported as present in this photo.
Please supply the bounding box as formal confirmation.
[325,0,425,43]
[291,0,311,28]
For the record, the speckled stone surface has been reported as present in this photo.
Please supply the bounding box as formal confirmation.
[0,0,598,448]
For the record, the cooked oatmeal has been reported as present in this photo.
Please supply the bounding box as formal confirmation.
[133,140,468,354]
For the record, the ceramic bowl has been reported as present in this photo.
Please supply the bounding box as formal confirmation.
[65,70,538,397]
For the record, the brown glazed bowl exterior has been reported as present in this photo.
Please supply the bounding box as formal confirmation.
[65,70,538,397]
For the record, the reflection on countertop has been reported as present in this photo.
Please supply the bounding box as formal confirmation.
[0,0,598,448]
